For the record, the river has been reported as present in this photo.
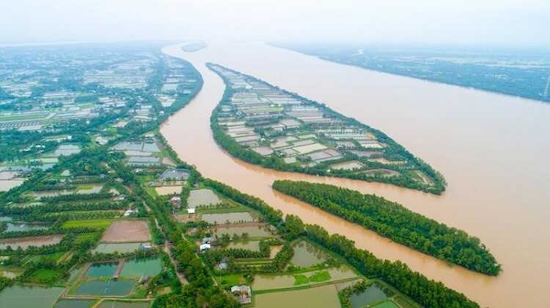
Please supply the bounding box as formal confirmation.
[160,42,550,307]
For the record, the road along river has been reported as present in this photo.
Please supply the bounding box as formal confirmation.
[161,42,550,307]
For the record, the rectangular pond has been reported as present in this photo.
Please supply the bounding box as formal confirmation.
[0,286,64,308]
[201,212,255,224]
[4,223,48,233]
[120,258,162,279]
[98,301,151,308]
[226,241,261,251]
[349,283,393,308]
[0,235,63,249]
[54,299,97,308]
[85,262,119,277]
[187,189,221,209]
[254,285,340,308]
[93,243,143,254]
[212,225,274,238]
[290,240,330,268]
[74,280,135,296]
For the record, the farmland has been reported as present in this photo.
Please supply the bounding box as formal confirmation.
[0,42,203,307]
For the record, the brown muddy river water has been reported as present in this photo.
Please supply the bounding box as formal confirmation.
[161,42,550,307]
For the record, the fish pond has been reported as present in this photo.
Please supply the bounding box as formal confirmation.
[120,258,162,278]
[201,212,255,224]
[98,300,151,308]
[226,240,261,251]
[187,189,221,208]
[290,240,330,268]
[349,283,394,308]
[254,285,340,308]
[3,222,48,232]
[74,280,136,296]
[54,299,97,308]
[212,225,274,238]
[85,262,119,277]
[0,286,64,308]
[0,235,63,249]
[93,243,143,254]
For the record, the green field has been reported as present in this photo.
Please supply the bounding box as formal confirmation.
[30,269,65,284]
[75,233,100,244]
[61,219,112,229]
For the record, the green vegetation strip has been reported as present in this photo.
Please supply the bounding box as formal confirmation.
[273,180,500,276]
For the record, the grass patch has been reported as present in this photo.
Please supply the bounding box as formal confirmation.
[29,269,64,284]
[293,270,331,285]
[196,205,251,214]
[75,233,99,244]
[216,274,248,287]
[76,184,94,190]
[309,271,331,283]
[61,219,112,230]
[294,274,309,286]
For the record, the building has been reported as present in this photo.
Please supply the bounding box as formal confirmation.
[231,285,252,304]
[199,243,211,252]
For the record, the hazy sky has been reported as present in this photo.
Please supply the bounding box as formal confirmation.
[2,0,549,46]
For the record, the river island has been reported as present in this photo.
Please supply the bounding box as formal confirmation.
[208,63,446,194]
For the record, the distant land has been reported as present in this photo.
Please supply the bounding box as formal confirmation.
[274,43,550,104]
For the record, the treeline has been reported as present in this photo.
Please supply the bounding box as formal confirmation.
[272,180,501,276]
[207,63,446,194]
[285,215,479,308]
[197,177,478,306]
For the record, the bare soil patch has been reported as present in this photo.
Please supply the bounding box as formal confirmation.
[101,220,150,243]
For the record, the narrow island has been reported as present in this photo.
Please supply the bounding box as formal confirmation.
[272,180,501,276]
[207,63,446,194]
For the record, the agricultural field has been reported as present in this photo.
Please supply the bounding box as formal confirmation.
[254,284,341,308]
[100,220,150,243]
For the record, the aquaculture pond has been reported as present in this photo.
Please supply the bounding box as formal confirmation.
[226,240,261,251]
[201,212,255,224]
[213,225,274,238]
[98,300,151,308]
[54,299,97,308]
[254,285,340,308]
[93,243,143,254]
[120,258,162,278]
[349,283,393,308]
[252,274,296,290]
[187,188,221,208]
[0,235,63,249]
[290,241,329,268]
[74,280,136,296]
[85,262,119,277]
[4,223,48,232]
[0,286,64,308]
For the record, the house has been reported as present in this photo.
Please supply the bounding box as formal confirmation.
[123,207,138,217]
[139,243,152,250]
[187,208,196,214]
[231,285,252,304]
[199,243,211,252]
[170,195,182,208]
[217,257,229,270]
